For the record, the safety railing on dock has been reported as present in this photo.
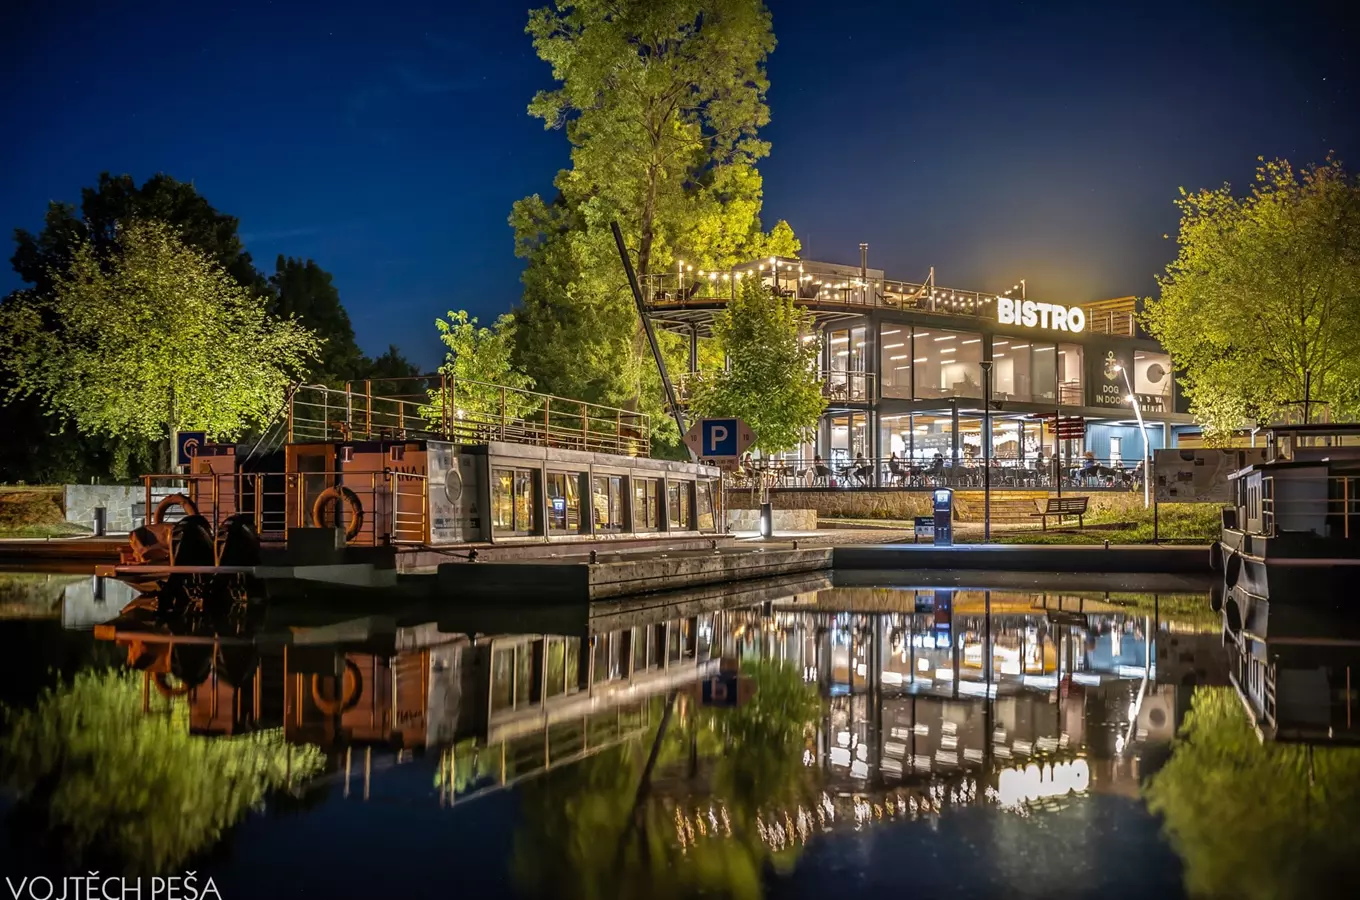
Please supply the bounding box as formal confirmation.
[285,377,649,457]
[143,469,430,546]
[728,456,1145,491]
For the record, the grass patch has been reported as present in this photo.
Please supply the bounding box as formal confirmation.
[0,522,93,539]
[0,486,71,537]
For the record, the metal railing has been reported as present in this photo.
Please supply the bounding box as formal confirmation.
[287,377,650,457]
[677,370,874,405]
[1260,473,1360,539]
[143,469,430,546]
[729,456,1145,491]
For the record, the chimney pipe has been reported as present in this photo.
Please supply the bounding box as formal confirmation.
[859,242,868,280]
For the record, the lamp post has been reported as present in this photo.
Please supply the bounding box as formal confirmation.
[981,359,994,542]
[1114,364,1151,509]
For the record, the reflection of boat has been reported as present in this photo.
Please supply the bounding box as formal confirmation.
[1222,602,1360,745]
[1217,424,1360,620]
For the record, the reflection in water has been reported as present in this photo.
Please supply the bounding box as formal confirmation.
[2,574,1357,896]
[1145,687,1360,900]
[0,668,325,874]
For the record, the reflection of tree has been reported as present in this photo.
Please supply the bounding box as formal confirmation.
[1143,687,1360,899]
[0,668,325,874]
[512,661,820,899]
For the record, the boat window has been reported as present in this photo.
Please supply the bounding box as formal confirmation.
[696,481,716,530]
[633,477,661,531]
[546,470,586,534]
[492,466,539,536]
[592,474,626,532]
[667,480,693,530]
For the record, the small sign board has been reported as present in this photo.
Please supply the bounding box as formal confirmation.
[176,431,207,466]
[682,417,756,459]
[1154,448,1268,503]
[913,516,935,541]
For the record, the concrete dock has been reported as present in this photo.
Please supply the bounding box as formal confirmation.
[832,542,1213,574]
[439,545,833,602]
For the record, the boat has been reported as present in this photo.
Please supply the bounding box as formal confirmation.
[1216,423,1360,637]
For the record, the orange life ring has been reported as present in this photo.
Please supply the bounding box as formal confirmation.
[310,659,363,715]
[153,493,199,524]
[311,486,364,541]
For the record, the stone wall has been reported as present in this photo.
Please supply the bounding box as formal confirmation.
[726,508,818,532]
[64,484,178,534]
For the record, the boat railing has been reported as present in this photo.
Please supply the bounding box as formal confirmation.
[142,469,430,546]
[1259,473,1360,538]
[287,377,650,457]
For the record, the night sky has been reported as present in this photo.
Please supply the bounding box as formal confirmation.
[4,0,1356,368]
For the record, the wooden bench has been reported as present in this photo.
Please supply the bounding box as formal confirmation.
[1033,496,1089,530]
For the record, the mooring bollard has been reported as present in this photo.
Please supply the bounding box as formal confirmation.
[589,549,598,564]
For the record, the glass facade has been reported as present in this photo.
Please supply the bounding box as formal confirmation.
[592,474,625,532]
[992,339,1057,403]
[913,328,983,400]
[1058,344,1084,405]
[492,467,537,536]
[546,470,585,534]
[829,412,868,469]
[880,325,910,399]
[827,326,868,401]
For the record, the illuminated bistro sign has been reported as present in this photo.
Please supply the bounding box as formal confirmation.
[997,297,1086,333]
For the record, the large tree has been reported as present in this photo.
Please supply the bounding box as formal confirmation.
[510,0,797,453]
[689,278,823,453]
[419,310,537,429]
[269,255,367,384]
[0,220,318,460]
[1142,157,1360,440]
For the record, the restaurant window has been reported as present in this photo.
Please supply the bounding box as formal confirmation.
[1133,351,1173,414]
[696,481,716,530]
[992,340,1057,403]
[633,477,661,532]
[667,480,693,530]
[546,470,585,534]
[913,328,983,399]
[592,474,625,532]
[1058,344,1084,406]
[492,466,538,536]
[827,326,867,401]
[829,413,868,470]
[880,325,910,399]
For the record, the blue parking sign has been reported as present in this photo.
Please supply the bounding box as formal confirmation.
[176,431,207,466]
[702,419,738,456]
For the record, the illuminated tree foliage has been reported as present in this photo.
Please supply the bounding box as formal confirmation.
[689,278,824,453]
[1142,157,1360,441]
[0,220,319,449]
[421,310,537,425]
[512,661,820,898]
[510,0,798,453]
[0,668,325,874]
[1143,687,1360,899]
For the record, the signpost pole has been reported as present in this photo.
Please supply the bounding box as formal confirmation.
[981,360,993,542]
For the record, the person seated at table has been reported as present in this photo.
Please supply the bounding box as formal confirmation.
[1078,451,1100,483]
[888,451,907,485]
[852,452,872,485]
[927,452,945,479]
[811,453,830,485]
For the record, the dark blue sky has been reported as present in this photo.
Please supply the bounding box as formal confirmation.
[4,0,1356,368]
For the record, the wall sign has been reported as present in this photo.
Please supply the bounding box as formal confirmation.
[997,297,1086,333]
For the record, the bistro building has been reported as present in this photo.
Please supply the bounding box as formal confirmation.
[649,248,1195,483]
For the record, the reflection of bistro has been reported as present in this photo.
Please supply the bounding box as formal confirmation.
[649,251,1194,483]
[97,580,1204,814]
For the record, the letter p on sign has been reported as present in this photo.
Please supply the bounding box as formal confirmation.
[708,425,729,454]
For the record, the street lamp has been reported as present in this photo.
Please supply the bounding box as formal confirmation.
[1113,364,1150,509]
[981,359,994,541]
